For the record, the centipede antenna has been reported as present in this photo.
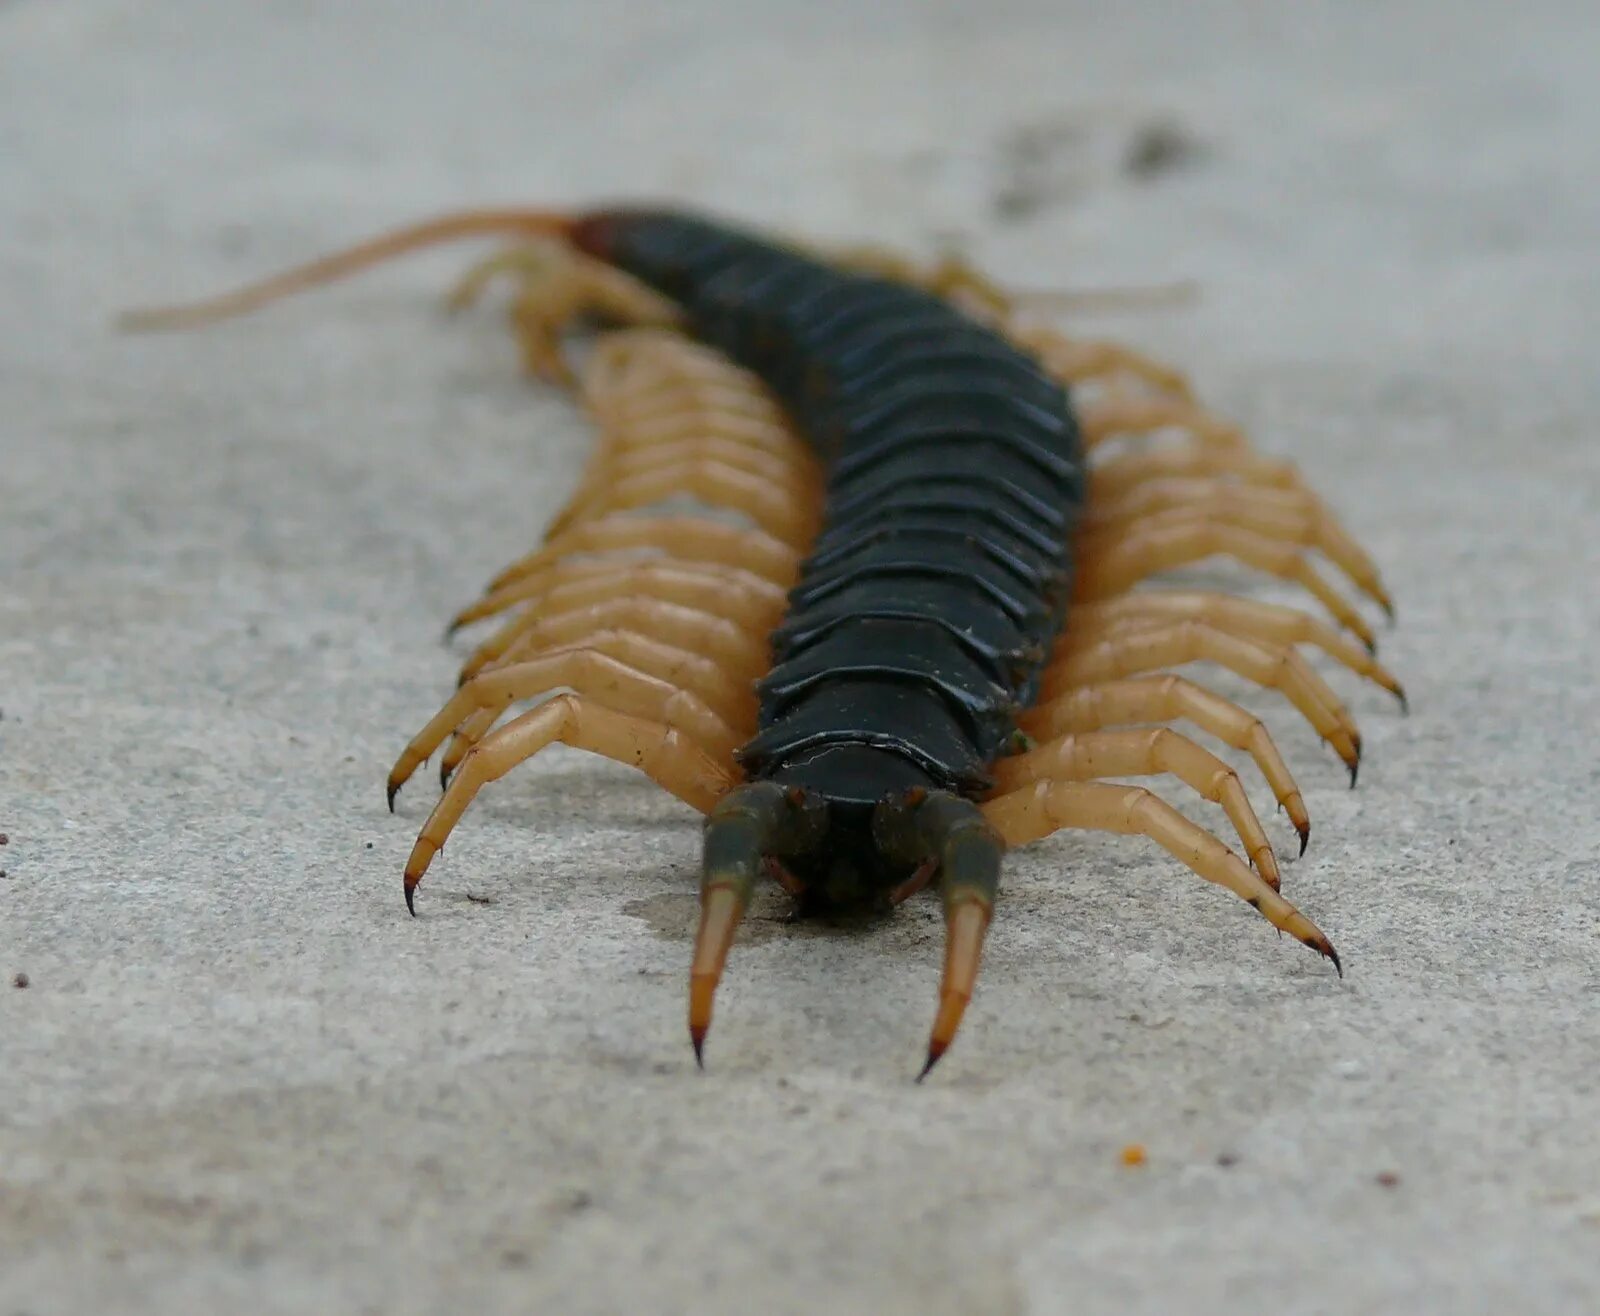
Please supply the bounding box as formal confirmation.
[115,208,578,332]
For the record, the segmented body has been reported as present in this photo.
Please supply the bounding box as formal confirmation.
[122,203,1405,1076]
[576,211,1084,894]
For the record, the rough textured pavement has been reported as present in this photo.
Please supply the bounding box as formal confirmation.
[3,2,1597,1312]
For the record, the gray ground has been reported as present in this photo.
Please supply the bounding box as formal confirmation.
[3,1,1597,1312]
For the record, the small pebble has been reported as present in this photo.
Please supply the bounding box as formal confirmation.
[1120,1144,1147,1167]
[13,973,29,989]
[1376,1171,1401,1189]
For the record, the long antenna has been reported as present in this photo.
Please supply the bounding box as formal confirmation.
[115,208,577,332]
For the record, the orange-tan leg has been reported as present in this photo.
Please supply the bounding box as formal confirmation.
[1056,617,1369,784]
[582,342,809,449]
[516,458,820,548]
[593,386,798,437]
[388,651,749,807]
[457,597,772,688]
[486,515,800,594]
[1009,324,1196,400]
[1081,495,1389,619]
[401,694,735,911]
[439,632,762,787]
[1077,394,1249,450]
[1085,478,1392,614]
[1019,674,1310,850]
[1090,443,1311,502]
[591,408,817,460]
[548,447,819,539]
[982,781,1339,968]
[450,558,789,638]
[570,433,816,494]
[988,727,1282,886]
[1074,515,1378,651]
[1071,592,1406,704]
[447,243,683,382]
[1043,620,1363,781]
[1064,612,1365,773]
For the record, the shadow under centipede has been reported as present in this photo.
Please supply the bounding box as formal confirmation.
[623,886,921,949]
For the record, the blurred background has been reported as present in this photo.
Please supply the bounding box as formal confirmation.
[3,3,1597,1314]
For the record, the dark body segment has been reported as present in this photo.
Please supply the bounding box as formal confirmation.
[579,210,1086,898]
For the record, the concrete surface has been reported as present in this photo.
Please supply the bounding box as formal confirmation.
[3,1,1597,1312]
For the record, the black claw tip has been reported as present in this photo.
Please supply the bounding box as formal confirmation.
[690,1029,707,1070]
[440,762,453,792]
[442,621,462,643]
[1382,600,1397,624]
[1349,761,1360,789]
[386,782,399,813]
[1329,946,1344,978]
[916,1044,946,1084]
[404,881,417,916]
[1363,635,1378,656]
[1395,687,1410,716]
[1297,825,1310,858]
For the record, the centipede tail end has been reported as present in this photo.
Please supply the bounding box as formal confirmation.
[691,783,826,1066]
[885,793,1003,1081]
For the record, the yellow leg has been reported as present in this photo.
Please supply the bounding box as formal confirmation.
[401,694,736,911]
[486,515,800,594]
[447,242,682,381]
[1074,514,1377,652]
[1070,592,1404,702]
[1043,620,1362,779]
[982,781,1338,968]
[1019,674,1310,850]
[989,727,1283,886]
[1082,484,1392,614]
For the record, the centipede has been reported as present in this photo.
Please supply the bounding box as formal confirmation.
[122,204,1404,1077]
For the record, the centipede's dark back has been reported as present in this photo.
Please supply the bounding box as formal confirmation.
[121,202,1404,1078]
